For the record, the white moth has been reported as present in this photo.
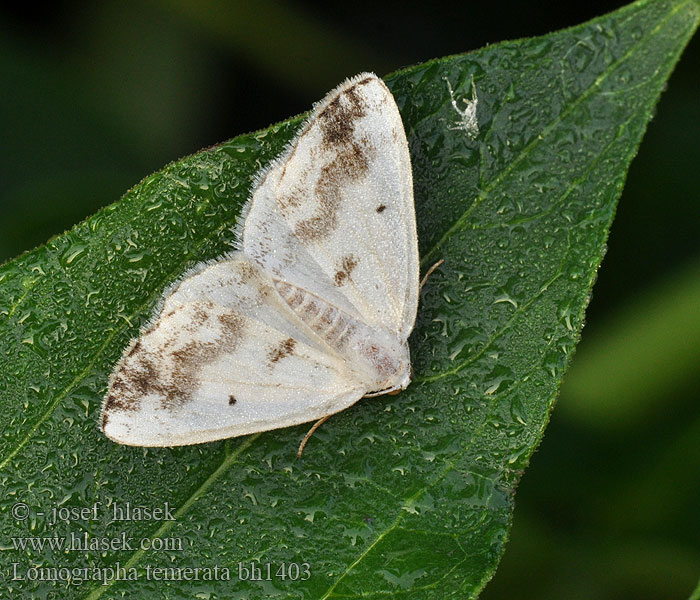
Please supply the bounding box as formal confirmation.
[101,73,420,449]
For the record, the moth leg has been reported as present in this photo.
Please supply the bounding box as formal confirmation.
[420,259,445,291]
[297,415,332,458]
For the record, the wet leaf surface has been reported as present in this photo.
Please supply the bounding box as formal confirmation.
[1,0,697,597]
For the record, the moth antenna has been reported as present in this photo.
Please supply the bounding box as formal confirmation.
[420,259,445,291]
[297,415,332,458]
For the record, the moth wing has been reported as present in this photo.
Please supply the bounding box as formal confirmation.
[239,73,419,339]
[101,254,365,447]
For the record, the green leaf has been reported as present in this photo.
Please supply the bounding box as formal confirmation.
[1,0,697,597]
[689,575,700,600]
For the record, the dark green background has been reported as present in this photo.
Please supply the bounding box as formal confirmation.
[1,2,698,598]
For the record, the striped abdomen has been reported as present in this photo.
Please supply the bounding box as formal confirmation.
[274,280,357,350]
[273,278,409,392]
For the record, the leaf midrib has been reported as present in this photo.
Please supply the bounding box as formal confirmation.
[82,433,261,600]
[1,0,691,596]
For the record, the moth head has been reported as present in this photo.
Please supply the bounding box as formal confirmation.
[384,364,412,395]
[360,337,412,397]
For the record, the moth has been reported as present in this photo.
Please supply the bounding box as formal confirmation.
[101,73,422,453]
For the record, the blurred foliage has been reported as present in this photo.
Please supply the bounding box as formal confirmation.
[0,1,698,598]
[690,577,700,600]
